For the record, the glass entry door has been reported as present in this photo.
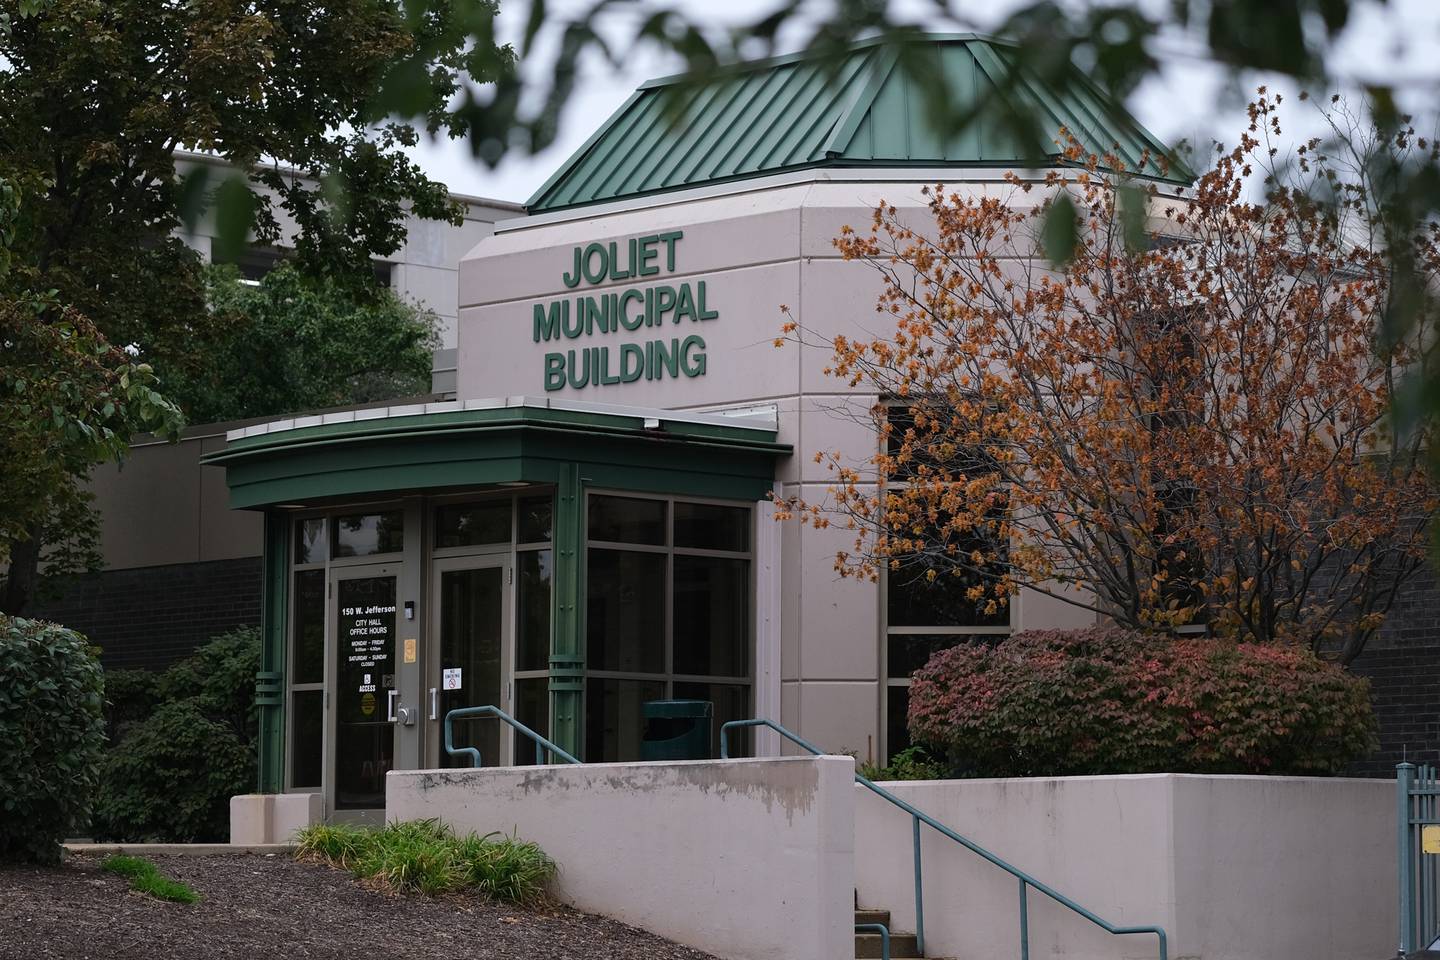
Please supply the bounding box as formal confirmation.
[429,556,511,767]
[332,567,399,812]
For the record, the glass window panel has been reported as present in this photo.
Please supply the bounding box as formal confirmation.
[886,634,980,679]
[289,690,323,788]
[517,549,552,672]
[333,511,404,557]
[673,681,750,759]
[585,549,666,673]
[513,677,550,766]
[435,501,510,549]
[295,519,326,564]
[438,567,504,769]
[674,502,750,552]
[292,569,326,685]
[672,556,750,677]
[885,405,997,480]
[886,685,912,758]
[335,722,394,809]
[518,495,553,543]
[886,565,1008,628]
[588,495,666,545]
[585,677,666,763]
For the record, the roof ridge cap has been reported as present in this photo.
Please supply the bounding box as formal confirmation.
[636,31,1011,91]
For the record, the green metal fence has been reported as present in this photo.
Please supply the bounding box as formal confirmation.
[1399,762,1440,954]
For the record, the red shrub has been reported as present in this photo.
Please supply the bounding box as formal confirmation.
[907,628,1376,776]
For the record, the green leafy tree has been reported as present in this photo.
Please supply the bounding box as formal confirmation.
[0,0,513,612]
[166,264,440,424]
[0,177,183,613]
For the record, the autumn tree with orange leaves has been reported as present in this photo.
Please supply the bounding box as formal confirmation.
[781,93,1438,665]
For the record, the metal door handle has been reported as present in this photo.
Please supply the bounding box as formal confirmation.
[387,689,399,722]
[429,687,438,721]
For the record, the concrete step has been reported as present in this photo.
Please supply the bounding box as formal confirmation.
[854,930,921,958]
[854,908,891,927]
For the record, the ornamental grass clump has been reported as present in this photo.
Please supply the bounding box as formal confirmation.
[907,627,1376,777]
[296,819,555,904]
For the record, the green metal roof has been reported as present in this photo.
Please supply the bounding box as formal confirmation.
[527,33,1191,213]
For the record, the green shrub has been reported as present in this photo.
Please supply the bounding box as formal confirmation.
[92,628,260,842]
[858,745,948,782]
[296,819,556,904]
[155,627,260,733]
[91,699,254,842]
[101,667,159,741]
[907,627,1377,777]
[0,616,105,862]
[101,854,200,904]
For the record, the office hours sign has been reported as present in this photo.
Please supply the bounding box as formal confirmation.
[337,576,397,723]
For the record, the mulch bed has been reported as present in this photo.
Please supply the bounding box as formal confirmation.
[0,853,720,960]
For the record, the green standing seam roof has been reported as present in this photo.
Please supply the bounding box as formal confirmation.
[527,33,1192,213]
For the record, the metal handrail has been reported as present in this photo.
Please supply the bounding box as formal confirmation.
[721,718,1168,960]
[855,922,891,960]
[444,705,581,767]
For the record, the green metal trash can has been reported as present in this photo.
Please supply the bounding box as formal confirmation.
[640,699,713,760]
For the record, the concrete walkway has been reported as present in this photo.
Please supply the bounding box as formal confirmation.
[64,843,296,857]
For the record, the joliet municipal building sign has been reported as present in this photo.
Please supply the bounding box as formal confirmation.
[532,230,717,391]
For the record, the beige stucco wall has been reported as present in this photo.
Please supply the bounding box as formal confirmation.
[456,172,1102,761]
[853,774,1396,960]
[387,756,856,960]
[89,429,262,570]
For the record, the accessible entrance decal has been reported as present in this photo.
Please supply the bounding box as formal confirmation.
[532,230,717,391]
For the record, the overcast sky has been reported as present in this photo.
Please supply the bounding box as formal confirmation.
[407,0,1440,205]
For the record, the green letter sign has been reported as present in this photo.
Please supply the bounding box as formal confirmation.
[537,231,717,391]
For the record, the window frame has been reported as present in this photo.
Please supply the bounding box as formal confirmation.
[281,498,407,794]
[877,402,1014,762]
[583,489,756,759]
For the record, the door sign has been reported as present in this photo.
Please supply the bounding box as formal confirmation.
[337,580,397,724]
[442,667,463,691]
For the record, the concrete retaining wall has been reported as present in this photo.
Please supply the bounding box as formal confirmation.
[854,774,1395,960]
[388,756,855,960]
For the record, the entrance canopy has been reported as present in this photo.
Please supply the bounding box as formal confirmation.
[202,396,789,802]
[203,395,788,510]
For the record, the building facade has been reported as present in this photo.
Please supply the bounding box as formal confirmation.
[45,35,1439,824]
[198,34,1211,821]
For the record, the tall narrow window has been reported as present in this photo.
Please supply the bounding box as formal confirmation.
[882,405,1011,759]
[513,500,553,764]
[289,520,327,789]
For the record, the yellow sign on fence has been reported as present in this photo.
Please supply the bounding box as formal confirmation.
[1422,824,1440,854]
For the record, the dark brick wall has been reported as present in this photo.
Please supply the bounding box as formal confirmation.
[27,556,262,671]
[1347,562,1440,777]
[1349,644,1440,776]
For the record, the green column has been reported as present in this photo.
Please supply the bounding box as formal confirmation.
[255,512,288,792]
[549,463,585,758]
